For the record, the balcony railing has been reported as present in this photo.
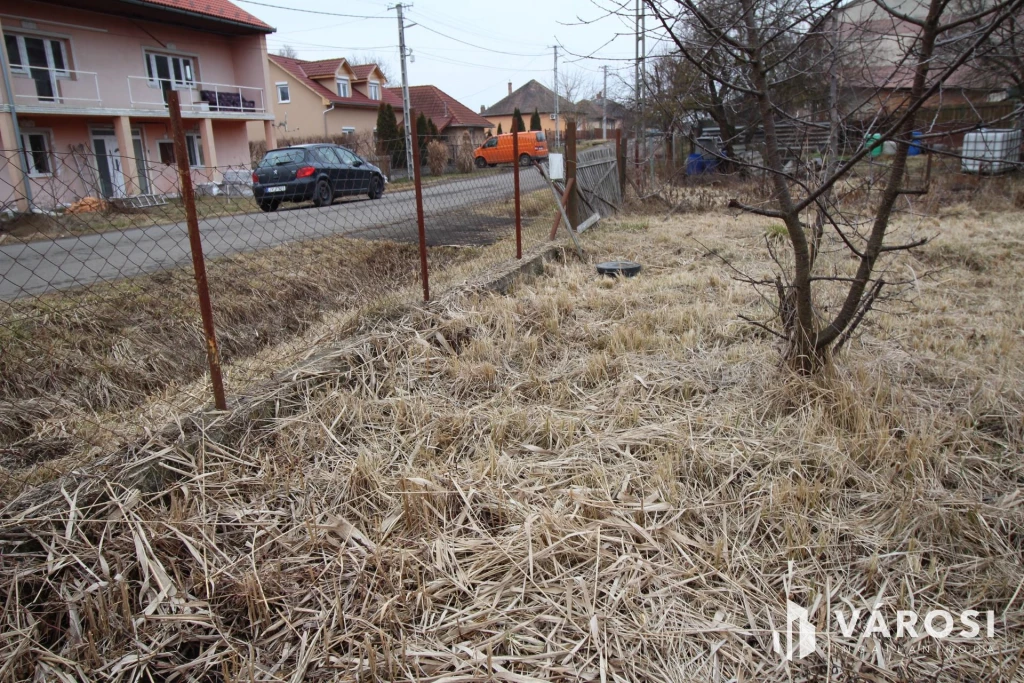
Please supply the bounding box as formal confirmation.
[127,77,266,115]
[7,70,266,115]
[11,69,101,108]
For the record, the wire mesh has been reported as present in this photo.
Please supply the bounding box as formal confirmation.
[0,136,579,500]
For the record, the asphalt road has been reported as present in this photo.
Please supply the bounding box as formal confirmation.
[0,169,548,300]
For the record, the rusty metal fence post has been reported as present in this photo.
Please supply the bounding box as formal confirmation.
[616,128,625,197]
[566,121,578,229]
[512,118,522,259]
[409,109,430,302]
[167,90,227,410]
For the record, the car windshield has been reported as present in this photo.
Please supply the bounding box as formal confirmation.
[259,149,306,167]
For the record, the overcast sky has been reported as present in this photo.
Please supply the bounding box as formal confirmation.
[238,0,657,110]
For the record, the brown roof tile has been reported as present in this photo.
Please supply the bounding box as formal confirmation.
[350,64,382,81]
[138,0,272,31]
[483,80,573,117]
[384,85,493,130]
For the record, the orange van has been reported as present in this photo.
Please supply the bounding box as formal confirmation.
[474,131,548,168]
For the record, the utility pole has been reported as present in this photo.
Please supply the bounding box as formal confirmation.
[395,3,415,177]
[636,0,652,186]
[553,45,560,150]
[602,64,608,140]
[635,0,643,190]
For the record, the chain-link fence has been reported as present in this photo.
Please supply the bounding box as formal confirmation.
[0,115,580,499]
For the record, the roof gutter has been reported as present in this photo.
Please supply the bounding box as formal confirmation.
[117,0,275,33]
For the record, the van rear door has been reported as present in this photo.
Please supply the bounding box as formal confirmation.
[533,132,548,157]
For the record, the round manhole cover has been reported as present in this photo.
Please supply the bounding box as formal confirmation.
[596,260,642,278]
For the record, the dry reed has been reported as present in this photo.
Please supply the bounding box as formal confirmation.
[1,206,1022,681]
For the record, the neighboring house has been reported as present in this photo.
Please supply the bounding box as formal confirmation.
[250,55,385,144]
[0,0,276,210]
[382,85,493,145]
[837,0,1005,116]
[482,80,576,138]
[574,93,627,137]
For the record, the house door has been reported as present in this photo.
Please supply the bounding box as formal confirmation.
[93,135,125,199]
[92,133,149,198]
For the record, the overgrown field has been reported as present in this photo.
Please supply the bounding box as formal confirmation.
[0,236,462,484]
[1,197,1021,680]
[0,187,554,492]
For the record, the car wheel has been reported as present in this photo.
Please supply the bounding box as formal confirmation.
[312,178,333,207]
[259,199,280,212]
[367,175,384,200]
[475,156,487,169]
[519,154,532,167]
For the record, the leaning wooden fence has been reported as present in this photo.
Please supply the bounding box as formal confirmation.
[574,143,622,218]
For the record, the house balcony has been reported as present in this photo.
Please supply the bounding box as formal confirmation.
[126,77,267,117]
[6,71,268,119]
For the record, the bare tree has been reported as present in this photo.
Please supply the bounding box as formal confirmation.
[555,68,594,123]
[946,0,1024,93]
[276,44,299,59]
[638,0,1023,373]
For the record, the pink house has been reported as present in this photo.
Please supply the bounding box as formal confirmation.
[0,0,276,210]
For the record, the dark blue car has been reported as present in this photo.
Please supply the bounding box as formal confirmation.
[252,144,387,212]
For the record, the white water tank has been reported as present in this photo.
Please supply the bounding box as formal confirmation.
[961,129,1022,173]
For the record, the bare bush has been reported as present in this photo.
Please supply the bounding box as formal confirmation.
[426,140,449,176]
[455,133,475,174]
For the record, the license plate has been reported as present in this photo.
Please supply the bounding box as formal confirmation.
[266,186,286,193]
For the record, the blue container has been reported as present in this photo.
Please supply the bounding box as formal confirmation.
[908,131,923,156]
[686,153,704,175]
[686,153,720,175]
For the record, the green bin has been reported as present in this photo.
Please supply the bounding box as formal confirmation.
[864,134,883,157]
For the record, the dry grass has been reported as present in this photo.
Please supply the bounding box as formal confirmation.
[1,198,1021,680]
[0,201,555,493]
[0,236,459,462]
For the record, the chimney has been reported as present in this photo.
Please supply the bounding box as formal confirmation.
[480,105,485,113]
[597,91,602,99]
[508,81,512,96]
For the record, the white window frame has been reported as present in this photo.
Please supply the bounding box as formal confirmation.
[4,33,70,78]
[144,50,196,90]
[276,81,290,103]
[156,133,204,168]
[341,126,356,134]
[20,129,54,177]
[368,80,380,100]
[157,140,176,166]
[185,133,204,168]
[336,77,350,98]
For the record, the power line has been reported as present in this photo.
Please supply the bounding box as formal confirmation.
[411,21,548,58]
[408,7,552,51]
[413,49,550,73]
[267,38,396,51]
[233,0,389,19]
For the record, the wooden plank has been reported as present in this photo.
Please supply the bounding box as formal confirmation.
[537,162,584,258]
[548,178,575,240]
[576,213,600,234]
